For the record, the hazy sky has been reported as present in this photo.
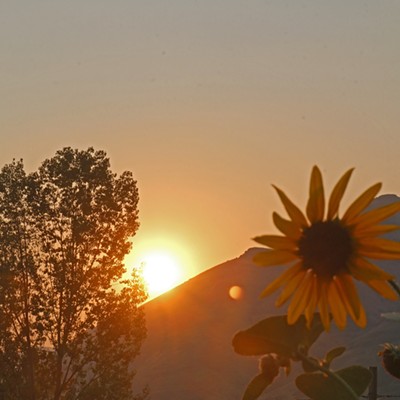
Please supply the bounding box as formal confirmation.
[2,1,400,280]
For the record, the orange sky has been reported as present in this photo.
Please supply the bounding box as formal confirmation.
[1,1,400,285]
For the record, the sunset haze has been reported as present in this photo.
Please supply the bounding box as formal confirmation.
[2,1,400,284]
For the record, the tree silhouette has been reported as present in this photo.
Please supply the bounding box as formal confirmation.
[0,148,147,400]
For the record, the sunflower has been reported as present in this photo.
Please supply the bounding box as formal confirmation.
[254,166,400,331]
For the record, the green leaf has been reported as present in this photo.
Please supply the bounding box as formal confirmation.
[242,374,273,400]
[296,366,372,400]
[232,314,325,358]
[325,346,346,367]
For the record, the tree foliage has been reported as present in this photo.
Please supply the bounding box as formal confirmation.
[0,147,147,400]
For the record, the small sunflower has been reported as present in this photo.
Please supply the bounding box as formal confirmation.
[254,166,400,331]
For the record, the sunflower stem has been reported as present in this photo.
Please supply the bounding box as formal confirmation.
[296,351,360,400]
[389,280,400,299]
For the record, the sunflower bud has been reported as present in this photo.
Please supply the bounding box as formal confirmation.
[379,343,400,379]
[259,355,279,382]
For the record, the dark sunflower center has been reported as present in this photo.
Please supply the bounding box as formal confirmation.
[298,220,353,279]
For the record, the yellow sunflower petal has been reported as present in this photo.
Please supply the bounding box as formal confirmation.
[272,185,308,228]
[358,237,400,253]
[260,262,302,298]
[365,280,398,301]
[353,224,400,238]
[272,212,302,240]
[275,269,306,307]
[318,284,331,331]
[358,239,400,262]
[253,250,298,266]
[353,202,400,231]
[305,274,319,328]
[334,274,361,321]
[357,249,400,260]
[342,182,382,223]
[306,166,325,223]
[328,280,347,330]
[348,257,394,281]
[287,270,313,325]
[355,303,367,328]
[253,235,297,251]
[327,168,354,220]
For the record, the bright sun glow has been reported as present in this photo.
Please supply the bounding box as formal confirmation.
[140,251,182,297]
[124,234,196,299]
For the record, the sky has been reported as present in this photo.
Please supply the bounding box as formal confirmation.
[1,1,400,287]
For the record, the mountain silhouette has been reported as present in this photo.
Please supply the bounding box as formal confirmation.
[133,195,400,399]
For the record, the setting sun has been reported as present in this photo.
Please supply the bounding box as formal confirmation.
[125,234,197,299]
[141,251,182,297]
